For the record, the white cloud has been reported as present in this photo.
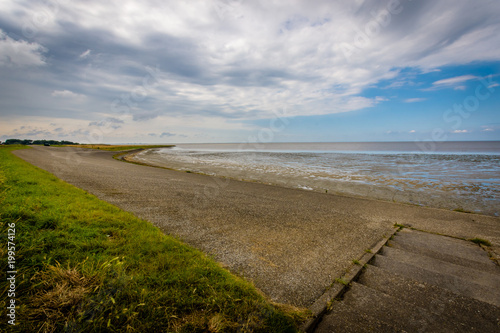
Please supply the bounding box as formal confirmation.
[0,30,46,67]
[452,129,468,133]
[433,75,478,87]
[409,130,416,133]
[79,49,91,59]
[0,117,93,141]
[51,90,86,99]
[404,98,426,103]
[481,125,498,132]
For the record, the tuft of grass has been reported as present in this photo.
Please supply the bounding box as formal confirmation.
[364,249,372,254]
[470,238,492,247]
[0,146,303,332]
[326,299,336,311]
[334,278,348,286]
[453,208,473,214]
[352,260,361,265]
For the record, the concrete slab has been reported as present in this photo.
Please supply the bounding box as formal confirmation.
[359,265,500,331]
[381,246,500,289]
[393,229,497,271]
[327,282,464,332]
[373,254,500,306]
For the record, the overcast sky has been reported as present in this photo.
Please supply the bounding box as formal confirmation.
[1,0,499,144]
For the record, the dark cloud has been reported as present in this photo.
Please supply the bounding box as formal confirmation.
[132,110,161,122]
[89,117,124,129]
[220,68,297,87]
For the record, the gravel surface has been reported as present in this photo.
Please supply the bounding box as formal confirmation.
[14,146,500,307]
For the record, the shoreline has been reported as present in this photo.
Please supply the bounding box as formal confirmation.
[123,147,500,267]
[170,141,500,154]
[129,148,500,217]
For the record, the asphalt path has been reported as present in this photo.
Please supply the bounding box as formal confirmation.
[14,146,500,307]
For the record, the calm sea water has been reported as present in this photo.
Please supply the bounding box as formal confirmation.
[135,142,500,216]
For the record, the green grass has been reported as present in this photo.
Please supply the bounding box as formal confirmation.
[453,208,474,214]
[469,238,492,247]
[0,146,304,332]
[334,278,348,286]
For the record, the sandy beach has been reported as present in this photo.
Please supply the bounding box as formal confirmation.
[14,146,500,307]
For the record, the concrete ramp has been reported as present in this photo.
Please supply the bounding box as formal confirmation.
[316,228,500,332]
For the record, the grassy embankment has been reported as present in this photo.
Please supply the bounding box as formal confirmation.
[0,146,305,332]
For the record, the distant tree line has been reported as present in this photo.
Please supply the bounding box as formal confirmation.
[1,139,79,145]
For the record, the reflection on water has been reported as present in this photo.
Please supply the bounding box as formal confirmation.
[135,145,500,216]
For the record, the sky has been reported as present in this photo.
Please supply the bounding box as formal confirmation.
[0,0,499,144]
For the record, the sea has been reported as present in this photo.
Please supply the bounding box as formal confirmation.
[133,141,500,216]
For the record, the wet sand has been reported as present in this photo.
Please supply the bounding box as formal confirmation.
[133,148,500,217]
[14,146,500,307]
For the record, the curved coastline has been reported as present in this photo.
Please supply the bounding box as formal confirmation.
[128,147,500,217]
